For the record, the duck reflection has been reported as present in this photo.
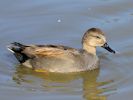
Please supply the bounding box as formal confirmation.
[13,65,113,100]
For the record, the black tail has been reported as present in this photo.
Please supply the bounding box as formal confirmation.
[7,42,29,63]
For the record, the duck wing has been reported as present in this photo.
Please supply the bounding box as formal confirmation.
[8,42,80,64]
[22,44,80,58]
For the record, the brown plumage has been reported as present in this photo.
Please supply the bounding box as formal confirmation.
[22,45,79,57]
[7,28,115,73]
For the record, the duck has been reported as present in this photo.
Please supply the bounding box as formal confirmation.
[7,28,115,73]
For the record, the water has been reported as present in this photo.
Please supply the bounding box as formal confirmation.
[0,0,133,100]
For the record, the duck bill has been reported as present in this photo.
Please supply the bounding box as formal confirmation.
[102,43,115,54]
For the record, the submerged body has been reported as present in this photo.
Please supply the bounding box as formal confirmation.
[7,28,115,73]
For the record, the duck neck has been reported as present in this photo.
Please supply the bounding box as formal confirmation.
[82,43,96,55]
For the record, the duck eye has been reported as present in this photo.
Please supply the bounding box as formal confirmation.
[96,36,100,39]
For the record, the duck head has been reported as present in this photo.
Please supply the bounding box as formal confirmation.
[82,28,115,55]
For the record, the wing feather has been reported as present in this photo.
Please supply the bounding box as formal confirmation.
[34,48,66,57]
[22,45,79,57]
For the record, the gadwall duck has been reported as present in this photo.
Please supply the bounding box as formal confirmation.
[7,28,115,73]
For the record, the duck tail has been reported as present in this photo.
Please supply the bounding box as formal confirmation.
[7,42,29,63]
[7,42,25,53]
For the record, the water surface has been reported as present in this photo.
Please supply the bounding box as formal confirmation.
[0,0,133,100]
